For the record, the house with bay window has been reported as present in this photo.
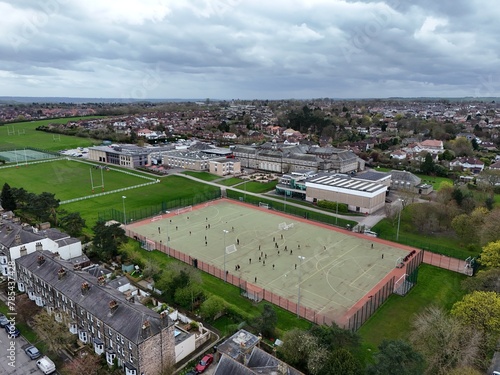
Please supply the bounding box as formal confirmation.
[15,251,176,375]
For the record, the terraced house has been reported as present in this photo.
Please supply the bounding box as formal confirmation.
[15,251,176,375]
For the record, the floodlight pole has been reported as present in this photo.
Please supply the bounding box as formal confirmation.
[223,230,229,282]
[166,220,170,257]
[122,196,127,226]
[396,200,402,241]
[297,256,305,318]
[336,191,339,226]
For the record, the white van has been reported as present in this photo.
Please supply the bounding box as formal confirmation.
[36,356,56,374]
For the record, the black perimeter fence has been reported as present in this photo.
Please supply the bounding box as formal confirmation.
[98,189,221,223]
[101,186,426,331]
[225,188,357,228]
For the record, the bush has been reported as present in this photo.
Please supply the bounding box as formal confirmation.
[317,200,348,213]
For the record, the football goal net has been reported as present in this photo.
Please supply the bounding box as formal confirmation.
[259,202,270,209]
[176,206,192,215]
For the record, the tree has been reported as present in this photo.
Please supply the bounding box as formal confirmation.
[199,295,226,321]
[29,192,60,223]
[0,183,16,211]
[321,348,362,375]
[174,284,204,311]
[14,294,42,325]
[461,268,500,293]
[479,240,500,268]
[410,306,482,375]
[63,351,102,375]
[446,367,483,375]
[309,323,360,351]
[278,329,320,370]
[59,212,86,237]
[421,153,435,174]
[366,339,425,375]
[451,207,488,245]
[479,209,500,246]
[253,304,277,338]
[90,220,127,261]
[450,291,500,336]
[449,137,473,157]
[32,310,76,353]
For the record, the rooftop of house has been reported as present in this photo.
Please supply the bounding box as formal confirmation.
[390,170,421,184]
[16,250,173,344]
[217,329,261,360]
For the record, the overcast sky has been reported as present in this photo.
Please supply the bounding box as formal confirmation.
[1,0,499,100]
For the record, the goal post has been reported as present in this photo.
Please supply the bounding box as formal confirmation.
[395,257,404,269]
[176,206,192,215]
[225,244,237,254]
[259,202,270,209]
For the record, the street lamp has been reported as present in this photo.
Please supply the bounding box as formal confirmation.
[223,230,229,282]
[166,220,170,257]
[335,191,339,226]
[396,199,402,241]
[297,256,305,318]
[122,196,127,225]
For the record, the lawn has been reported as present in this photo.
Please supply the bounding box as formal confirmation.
[243,180,278,193]
[372,208,479,259]
[0,159,151,201]
[218,177,244,186]
[64,175,220,230]
[0,116,105,151]
[182,171,221,181]
[358,264,467,347]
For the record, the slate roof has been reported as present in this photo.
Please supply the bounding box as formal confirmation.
[16,251,173,344]
[390,170,421,184]
[214,354,255,375]
[0,222,43,249]
[247,347,303,375]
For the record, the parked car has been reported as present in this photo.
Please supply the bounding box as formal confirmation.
[24,345,41,360]
[36,356,56,374]
[0,314,10,327]
[195,354,214,373]
[5,324,21,338]
[185,370,198,375]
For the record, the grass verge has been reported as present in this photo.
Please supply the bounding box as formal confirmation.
[358,264,467,347]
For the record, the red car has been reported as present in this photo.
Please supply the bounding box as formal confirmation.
[195,354,213,373]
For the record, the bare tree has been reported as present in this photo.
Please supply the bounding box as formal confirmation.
[410,307,482,375]
[32,310,76,353]
[63,351,102,375]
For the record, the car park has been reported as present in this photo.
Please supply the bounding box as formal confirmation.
[195,354,214,373]
[24,344,41,360]
[5,323,21,338]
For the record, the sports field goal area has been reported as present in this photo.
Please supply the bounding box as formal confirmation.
[127,199,412,323]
